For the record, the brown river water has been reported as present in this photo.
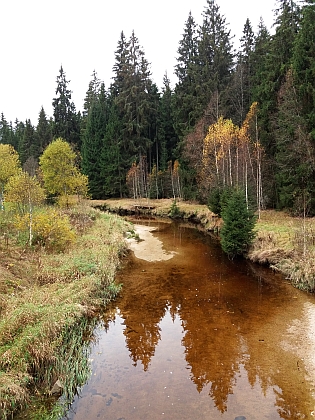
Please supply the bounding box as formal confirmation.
[63,217,315,420]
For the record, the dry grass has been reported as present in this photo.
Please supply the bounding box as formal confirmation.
[0,205,131,419]
[91,198,218,229]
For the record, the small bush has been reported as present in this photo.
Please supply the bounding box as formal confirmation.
[169,200,181,218]
[220,188,257,258]
[14,209,76,252]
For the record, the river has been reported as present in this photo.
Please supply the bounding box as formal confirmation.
[63,217,315,419]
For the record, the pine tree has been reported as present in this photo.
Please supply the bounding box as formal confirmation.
[252,2,300,151]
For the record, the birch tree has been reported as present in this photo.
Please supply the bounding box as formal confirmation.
[5,171,45,245]
[39,138,88,205]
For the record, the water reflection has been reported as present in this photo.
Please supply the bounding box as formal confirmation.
[65,219,315,419]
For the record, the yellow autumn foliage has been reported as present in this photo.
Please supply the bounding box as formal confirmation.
[5,171,46,215]
[39,138,88,202]
[14,209,76,252]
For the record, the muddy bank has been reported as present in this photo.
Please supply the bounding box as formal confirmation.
[92,198,220,232]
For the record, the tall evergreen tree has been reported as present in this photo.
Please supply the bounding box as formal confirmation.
[36,107,53,157]
[159,74,178,170]
[274,68,315,214]
[81,83,108,199]
[100,96,123,197]
[13,120,25,152]
[111,31,153,172]
[52,66,81,147]
[146,81,160,173]
[231,19,255,125]
[83,70,101,118]
[197,0,234,119]
[173,11,200,138]
[18,119,36,165]
[292,1,315,140]
[252,1,300,150]
[0,114,15,147]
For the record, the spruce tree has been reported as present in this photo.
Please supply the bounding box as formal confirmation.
[100,97,123,197]
[0,114,15,147]
[231,19,255,125]
[173,11,200,138]
[220,188,256,258]
[36,107,53,157]
[83,70,101,118]
[52,66,81,147]
[81,83,108,199]
[252,1,300,153]
[197,0,234,119]
[274,69,315,214]
[18,119,36,165]
[111,30,154,190]
[159,74,178,170]
[292,1,315,140]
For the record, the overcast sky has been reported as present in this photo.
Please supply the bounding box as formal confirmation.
[0,0,276,125]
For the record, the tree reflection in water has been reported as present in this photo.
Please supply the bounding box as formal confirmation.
[115,220,314,418]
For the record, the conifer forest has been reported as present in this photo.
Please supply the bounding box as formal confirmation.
[1,0,315,216]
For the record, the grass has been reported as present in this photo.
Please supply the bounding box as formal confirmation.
[0,204,131,419]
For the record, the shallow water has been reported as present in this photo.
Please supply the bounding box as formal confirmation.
[64,218,315,419]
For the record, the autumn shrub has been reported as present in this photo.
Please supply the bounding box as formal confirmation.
[14,209,76,252]
[57,194,78,208]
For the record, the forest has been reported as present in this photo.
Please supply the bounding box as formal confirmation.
[0,0,314,216]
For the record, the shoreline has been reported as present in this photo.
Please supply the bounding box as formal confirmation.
[93,198,315,293]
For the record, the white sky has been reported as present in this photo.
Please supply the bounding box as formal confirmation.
[0,0,276,125]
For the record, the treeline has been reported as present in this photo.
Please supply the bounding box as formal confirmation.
[0,0,314,215]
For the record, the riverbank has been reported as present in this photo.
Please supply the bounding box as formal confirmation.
[93,198,315,292]
[1,199,314,418]
[0,205,131,419]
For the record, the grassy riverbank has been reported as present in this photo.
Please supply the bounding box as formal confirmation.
[95,198,315,292]
[0,204,130,419]
[1,198,315,418]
